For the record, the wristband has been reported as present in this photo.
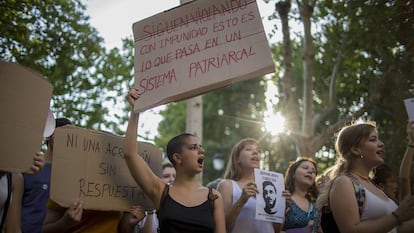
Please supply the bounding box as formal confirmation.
[391,211,402,225]
[146,210,155,215]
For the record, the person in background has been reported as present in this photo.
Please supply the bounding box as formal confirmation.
[123,88,225,233]
[21,118,72,233]
[160,163,176,185]
[122,163,177,233]
[118,205,146,233]
[282,157,320,233]
[42,119,123,233]
[400,121,414,199]
[316,121,414,233]
[133,163,176,233]
[395,121,414,231]
[315,165,335,193]
[206,178,223,190]
[372,164,399,203]
[217,138,282,233]
[1,152,45,233]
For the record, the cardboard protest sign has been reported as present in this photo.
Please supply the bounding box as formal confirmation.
[50,125,163,211]
[254,168,285,223]
[0,61,53,172]
[404,98,414,121]
[132,0,275,112]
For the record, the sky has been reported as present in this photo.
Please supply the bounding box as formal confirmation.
[86,0,278,49]
[85,0,280,139]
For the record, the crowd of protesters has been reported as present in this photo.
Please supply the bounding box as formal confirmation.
[2,87,414,233]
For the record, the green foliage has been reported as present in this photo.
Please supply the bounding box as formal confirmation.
[263,0,414,173]
[155,101,187,153]
[155,78,268,184]
[3,0,411,179]
[314,0,413,172]
[0,0,134,131]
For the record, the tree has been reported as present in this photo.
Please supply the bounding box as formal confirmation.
[0,0,134,130]
[265,0,414,171]
[155,78,268,184]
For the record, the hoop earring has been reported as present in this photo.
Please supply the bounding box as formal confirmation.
[360,154,364,159]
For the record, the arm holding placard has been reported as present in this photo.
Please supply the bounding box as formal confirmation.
[118,205,146,233]
[399,121,414,199]
[24,151,45,175]
[397,121,414,233]
[124,88,166,209]
[42,198,84,232]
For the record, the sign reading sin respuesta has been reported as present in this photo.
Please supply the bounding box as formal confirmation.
[50,125,162,211]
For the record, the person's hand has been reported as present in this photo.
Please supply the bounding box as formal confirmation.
[282,190,292,208]
[126,88,140,108]
[407,121,414,144]
[394,195,414,222]
[238,182,258,206]
[25,152,45,174]
[128,205,146,227]
[62,199,83,227]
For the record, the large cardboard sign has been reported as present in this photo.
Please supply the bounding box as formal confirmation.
[50,125,163,211]
[0,61,53,172]
[132,0,275,112]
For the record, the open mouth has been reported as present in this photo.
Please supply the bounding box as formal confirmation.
[197,157,204,165]
[304,175,314,181]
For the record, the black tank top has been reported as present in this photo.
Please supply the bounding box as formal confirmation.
[158,186,215,233]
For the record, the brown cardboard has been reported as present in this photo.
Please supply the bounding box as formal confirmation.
[50,125,163,211]
[0,61,53,172]
[132,0,275,112]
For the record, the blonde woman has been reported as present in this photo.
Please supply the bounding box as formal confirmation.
[217,138,282,233]
[316,122,414,233]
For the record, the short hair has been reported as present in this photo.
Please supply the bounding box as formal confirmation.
[166,133,195,166]
[263,180,276,191]
[162,162,174,170]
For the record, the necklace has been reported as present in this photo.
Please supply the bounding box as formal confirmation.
[352,172,369,181]
[357,174,369,181]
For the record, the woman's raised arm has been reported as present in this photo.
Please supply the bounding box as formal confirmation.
[124,88,165,208]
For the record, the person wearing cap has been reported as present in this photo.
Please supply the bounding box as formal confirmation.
[21,118,72,233]
[42,118,123,233]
